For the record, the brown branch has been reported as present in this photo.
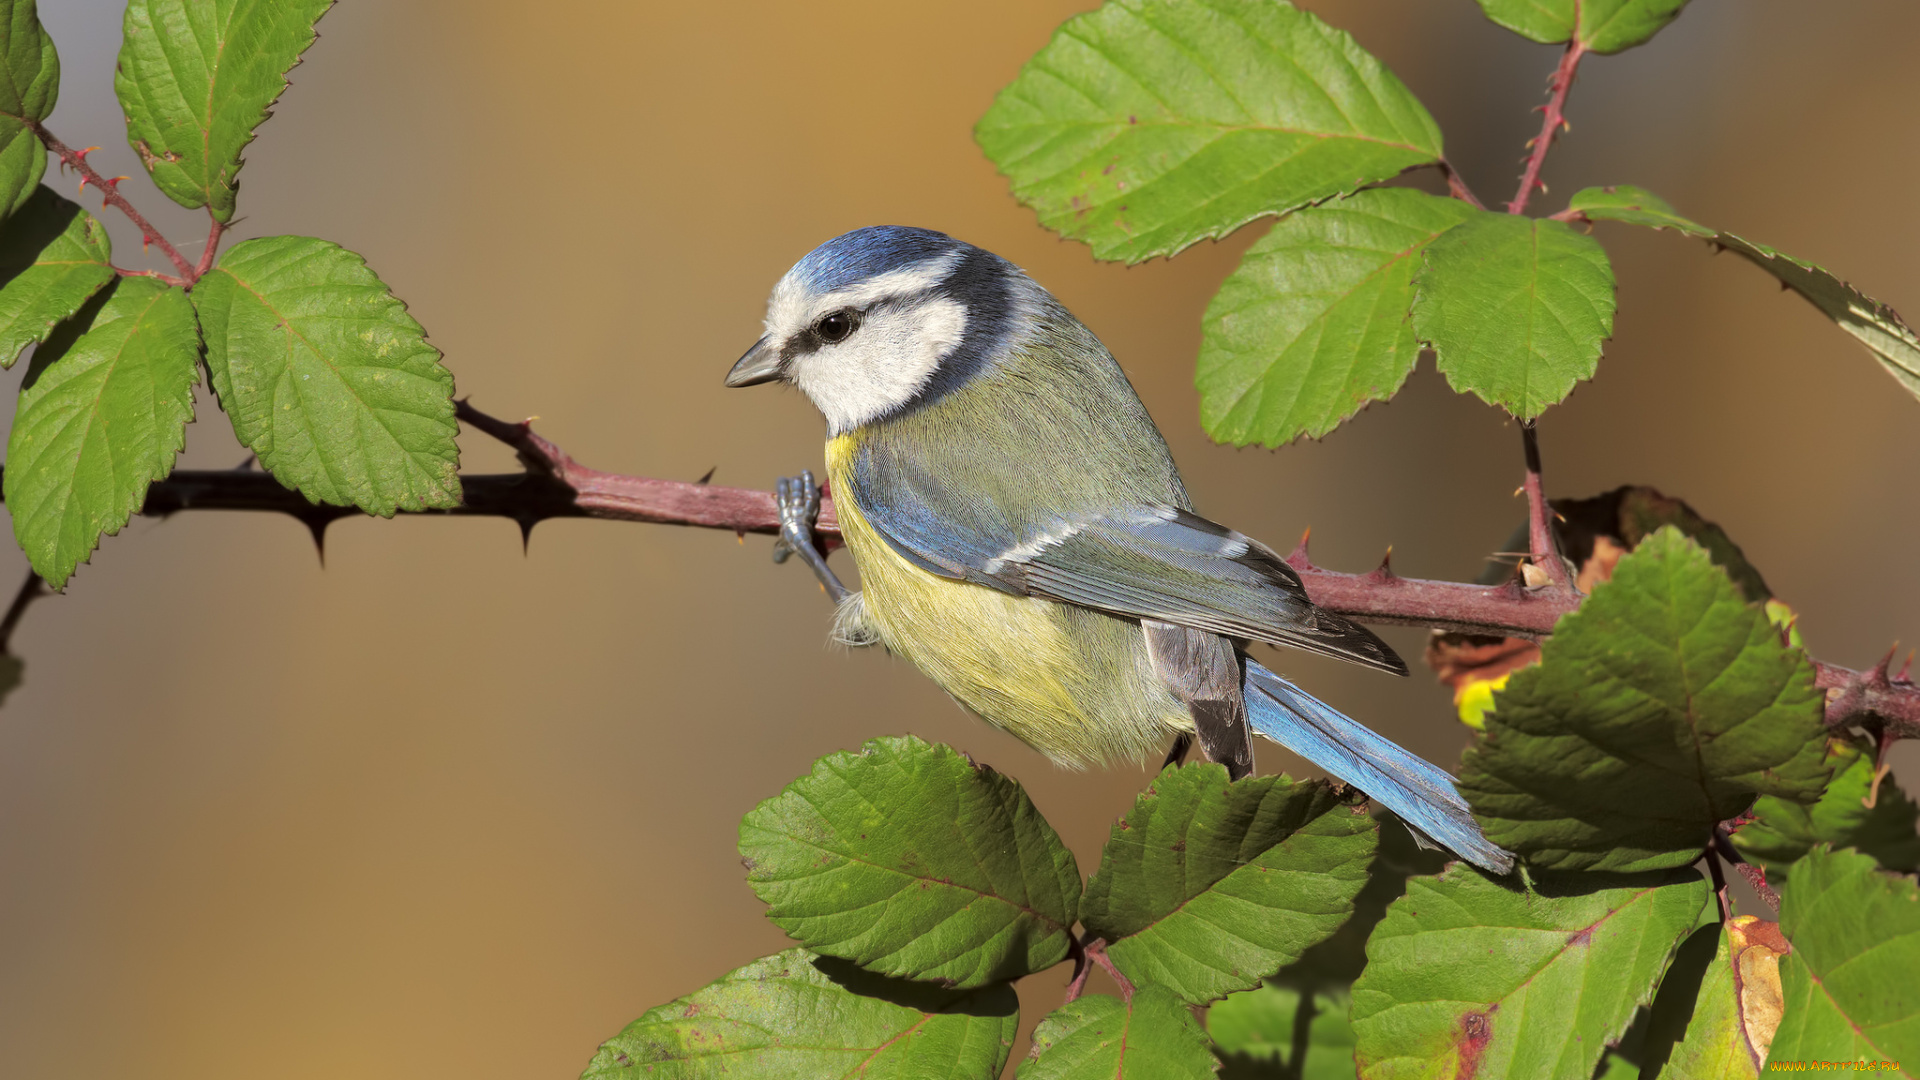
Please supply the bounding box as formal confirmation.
[1816,653,1920,741]
[1508,40,1587,216]
[33,122,198,281]
[446,401,838,541]
[110,401,1920,734]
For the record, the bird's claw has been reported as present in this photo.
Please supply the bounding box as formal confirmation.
[773,470,823,565]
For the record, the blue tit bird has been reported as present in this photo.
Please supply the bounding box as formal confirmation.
[726,226,1512,875]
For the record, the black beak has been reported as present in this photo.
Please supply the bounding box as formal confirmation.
[725,335,783,387]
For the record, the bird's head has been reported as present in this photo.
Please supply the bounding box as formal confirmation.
[725,226,1038,433]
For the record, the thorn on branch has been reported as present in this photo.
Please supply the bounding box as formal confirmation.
[1869,644,1899,687]
[1287,527,1314,571]
[305,517,330,566]
[1814,658,1920,742]
[1365,546,1398,585]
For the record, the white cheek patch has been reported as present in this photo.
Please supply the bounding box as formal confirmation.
[789,298,967,433]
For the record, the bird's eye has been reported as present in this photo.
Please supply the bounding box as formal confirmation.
[815,310,856,344]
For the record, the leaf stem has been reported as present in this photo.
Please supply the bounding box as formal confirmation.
[1062,935,1091,1004]
[114,267,191,288]
[1705,845,1734,923]
[1438,157,1485,210]
[1508,41,1587,216]
[33,122,198,281]
[0,570,45,655]
[1712,828,1780,914]
[1081,937,1133,1002]
[193,211,227,279]
[1520,423,1576,594]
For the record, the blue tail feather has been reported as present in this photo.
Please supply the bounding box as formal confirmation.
[1243,660,1513,875]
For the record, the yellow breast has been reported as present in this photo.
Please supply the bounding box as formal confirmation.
[824,435,1184,767]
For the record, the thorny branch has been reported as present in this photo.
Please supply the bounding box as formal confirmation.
[1508,40,1587,215]
[108,400,1920,738]
[32,122,207,285]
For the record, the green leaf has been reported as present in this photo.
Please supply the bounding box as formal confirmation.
[974,0,1442,263]
[1210,983,1357,1080]
[1198,188,1476,447]
[580,948,1017,1080]
[1020,988,1217,1080]
[115,0,333,222]
[1766,848,1920,1068]
[739,736,1080,988]
[0,0,57,222]
[1277,807,1449,992]
[1079,763,1376,1005]
[1712,234,1920,404]
[1458,528,1830,872]
[4,278,199,589]
[1572,185,1920,404]
[193,235,461,515]
[1618,921,1720,1080]
[0,186,116,368]
[1653,921,1781,1080]
[1472,1,1692,54]
[1566,185,1709,237]
[1411,211,1615,420]
[1732,737,1920,884]
[1207,815,1442,1079]
[1350,864,1710,1080]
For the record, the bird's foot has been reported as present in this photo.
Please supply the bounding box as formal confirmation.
[772,471,823,566]
[772,470,850,603]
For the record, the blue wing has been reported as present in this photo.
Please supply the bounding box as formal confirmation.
[1244,660,1513,874]
[1008,508,1405,674]
[847,447,1405,675]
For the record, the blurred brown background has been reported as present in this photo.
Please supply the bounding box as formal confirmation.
[0,1,1914,1076]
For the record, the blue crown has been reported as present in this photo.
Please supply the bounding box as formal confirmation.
[788,226,968,295]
